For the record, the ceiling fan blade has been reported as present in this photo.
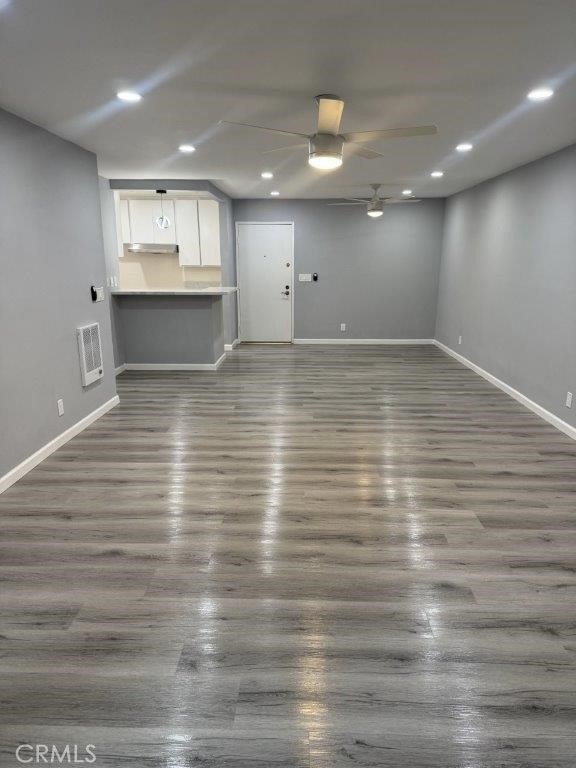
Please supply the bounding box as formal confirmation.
[261,143,309,154]
[219,120,309,139]
[384,198,422,204]
[326,200,366,206]
[343,125,438,143]
[347,144,387,159]
[316,94,344,135]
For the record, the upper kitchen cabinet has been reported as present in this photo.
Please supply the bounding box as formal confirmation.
[174,199,221,267]
[174,199,201,266]
[197,200,221,266]
[116,194,221,267]
[119,199,131,243]
[128,199,176,245]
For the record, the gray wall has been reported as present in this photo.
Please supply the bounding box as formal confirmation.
[233,199,445,339]
[0,108,116,477]
[218,196,238,345]
[115,295,224,365]
[99,177,125,367]
[436,143,576,428]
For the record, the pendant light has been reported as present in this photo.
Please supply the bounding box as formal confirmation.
[155,189,170,230]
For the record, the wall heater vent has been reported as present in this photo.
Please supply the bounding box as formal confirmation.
[77,323,103,386]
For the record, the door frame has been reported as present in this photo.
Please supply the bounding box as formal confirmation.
[235,221,295,343]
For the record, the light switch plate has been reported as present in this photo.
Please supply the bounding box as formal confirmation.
[566,391,573,408]
[95,287,105,302]
[298,273,312,282]
[57,398,64,416]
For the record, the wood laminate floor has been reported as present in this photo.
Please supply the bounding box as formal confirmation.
[1,344,576,766]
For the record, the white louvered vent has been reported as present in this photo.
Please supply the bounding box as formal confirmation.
[77,323,103,386]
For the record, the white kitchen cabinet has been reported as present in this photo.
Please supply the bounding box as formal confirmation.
[128,199,176,244]
[118,196,221,266]
[174,199,201,266]
[119,199,131,244]
[198,199,221,266]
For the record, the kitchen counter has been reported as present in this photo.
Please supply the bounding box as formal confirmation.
[112,287,237,296]
[113,289,237,369]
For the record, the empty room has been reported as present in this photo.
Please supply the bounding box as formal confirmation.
[1,1,576,765]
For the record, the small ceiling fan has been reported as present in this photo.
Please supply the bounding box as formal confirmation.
[326,184,421,217]
[221,94,437,170]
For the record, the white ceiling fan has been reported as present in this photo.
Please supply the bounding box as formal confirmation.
[221,94,437,170]
[326,184,421,217]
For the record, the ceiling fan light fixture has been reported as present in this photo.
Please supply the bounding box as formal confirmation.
[367,198,384,218]
[308,154,343,170]
[308,134,343,171]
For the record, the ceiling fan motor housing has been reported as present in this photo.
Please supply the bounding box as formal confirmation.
[368,198,384,215]
[308,133,344,166]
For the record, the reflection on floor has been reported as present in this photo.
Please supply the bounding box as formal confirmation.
[1,343,576,766]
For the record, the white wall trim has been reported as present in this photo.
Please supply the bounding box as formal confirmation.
[0,395,120,495]
[434,340,576,442]
[125,353,226,371]
[225,339,240,352]
[115,364,127,376]
[293,338,435,345]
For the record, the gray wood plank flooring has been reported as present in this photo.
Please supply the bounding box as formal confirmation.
[1,343,576,766]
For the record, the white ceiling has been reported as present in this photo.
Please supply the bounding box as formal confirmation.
[1,0,575,199]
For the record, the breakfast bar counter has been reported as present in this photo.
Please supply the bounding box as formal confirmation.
[112,288,238,369]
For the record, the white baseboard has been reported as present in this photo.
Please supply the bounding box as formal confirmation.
[115,364,127,376]
[225,339,240,352]
[434,340,576,442]
[125,353,226,371]
[293,338,434,345]
[0,395,120,495]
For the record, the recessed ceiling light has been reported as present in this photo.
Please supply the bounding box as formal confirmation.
[261,171,274,179]
[270,190,280,196]
[456,142,473,153]
[431,171,444,178]
[402,189,413,196]
[178,144,196,153]
[117,90,142,103]
[527,87,554,102]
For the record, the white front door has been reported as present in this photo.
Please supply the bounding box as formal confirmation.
[236,223,293,342]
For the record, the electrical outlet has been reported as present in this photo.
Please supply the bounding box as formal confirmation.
[57,398,64,416]
[340,323,346,332]
[458,335,462,345]
[566,392,573,408]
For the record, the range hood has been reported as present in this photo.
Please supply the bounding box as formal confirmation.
[126,243,179,254]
